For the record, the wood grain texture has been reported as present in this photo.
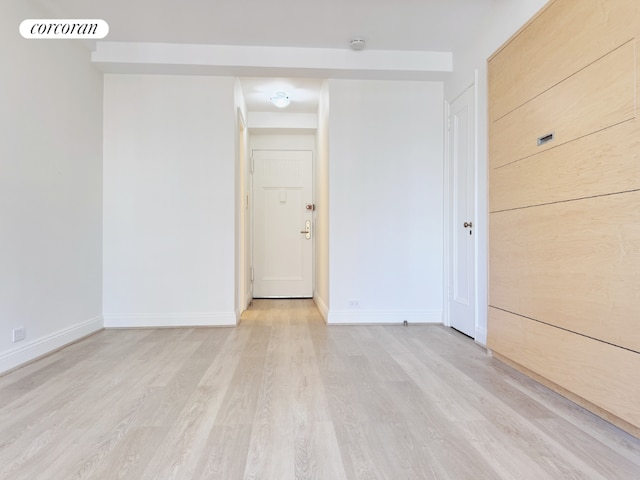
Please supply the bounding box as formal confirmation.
[488,0,640,439]
[490,190,640,353]
[488,0,639,122]
[490,39,636,170]
[488,307,640,430]
[490,119,640,212]
[1,300,640,479]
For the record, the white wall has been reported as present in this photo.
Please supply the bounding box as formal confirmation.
[327,80,444,324]
[103,74,237,327]
[445,0,548,345]
[314,81,331,319]
[0,1,104,373]
[248,112,317,131]
[250,134,315,151]
[446,0,548,100]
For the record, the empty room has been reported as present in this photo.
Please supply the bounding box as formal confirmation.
[2,0,639,478]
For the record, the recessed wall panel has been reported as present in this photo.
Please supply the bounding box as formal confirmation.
[490,41,636,170]
[490,190,640,353]
[489,0,639,121]
[490,120,640,212]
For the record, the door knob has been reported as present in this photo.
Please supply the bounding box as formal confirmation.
[464,222,473,228]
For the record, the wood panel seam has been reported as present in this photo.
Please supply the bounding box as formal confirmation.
[492,118,636,171]
[488,306,640,355]
[491,37,637,123]
[489,187,640,214]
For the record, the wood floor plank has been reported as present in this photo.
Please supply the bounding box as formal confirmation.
[499,360,640,468]
[294,421,348,480]
[193,424,253,480]
[243,361,294,480]
[1,299,639,479]
[0,340,166,479]
[138,385,227,480]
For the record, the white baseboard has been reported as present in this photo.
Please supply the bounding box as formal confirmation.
[313,294,329,323]
[475,326,488,347]
[327,309,442,325]
[0,315,104,375]
[103,312,237,328]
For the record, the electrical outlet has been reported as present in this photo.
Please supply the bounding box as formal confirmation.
[348,299,360,308]
[13,327,26,343]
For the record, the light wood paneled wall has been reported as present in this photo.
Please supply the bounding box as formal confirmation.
[489,308,640,430]
[490,40,636,170]
[490,191,640,352]
[490,120,640,212]
[488,0,640,122]
[488,0,640,437]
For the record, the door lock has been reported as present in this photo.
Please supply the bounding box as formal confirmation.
[300,220,311,239]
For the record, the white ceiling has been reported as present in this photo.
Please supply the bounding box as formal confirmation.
[34,0,496,113]
[240,77,324,114]
[37,0,494,50]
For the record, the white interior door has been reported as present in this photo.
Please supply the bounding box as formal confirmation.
[449,85,476,337]
[252,150,313,298]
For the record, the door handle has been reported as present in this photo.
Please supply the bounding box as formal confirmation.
[464,222,473,228]
[300,220,311,239]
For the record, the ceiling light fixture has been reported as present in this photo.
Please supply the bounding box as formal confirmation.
[350,38,366,51]
[270,91,290,108]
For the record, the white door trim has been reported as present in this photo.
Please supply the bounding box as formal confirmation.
[236,108,252,316]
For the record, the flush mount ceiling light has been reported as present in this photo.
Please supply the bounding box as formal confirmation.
[270,91,290,108]
[350,38,366,51]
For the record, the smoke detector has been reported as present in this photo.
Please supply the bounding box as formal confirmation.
[349,38,365,51]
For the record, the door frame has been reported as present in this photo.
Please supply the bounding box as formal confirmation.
[443,71,480,339]
[237,108,253,314]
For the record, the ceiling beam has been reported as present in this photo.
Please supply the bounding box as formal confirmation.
[92,42,453,80]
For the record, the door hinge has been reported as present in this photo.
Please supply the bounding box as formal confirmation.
[250,155,255,174]
[250,267,254,282]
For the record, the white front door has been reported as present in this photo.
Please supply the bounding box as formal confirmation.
[252,150,313,298]
[448,85,476,337]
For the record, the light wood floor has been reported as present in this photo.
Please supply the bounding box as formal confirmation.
[1,300,639,479]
